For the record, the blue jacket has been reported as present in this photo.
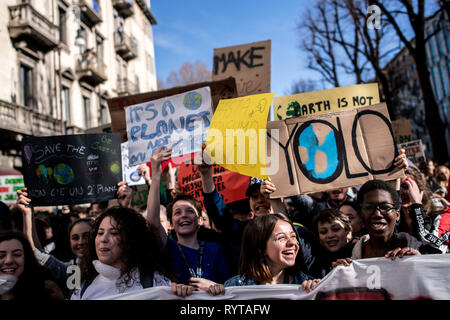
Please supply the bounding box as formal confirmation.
[224,270,314,287]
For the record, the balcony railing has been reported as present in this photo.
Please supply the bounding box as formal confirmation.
[78,0,102,27]
[76,50,107,87]
[114,31,138,61]
[117,78,139,96]
[8,2,58,52]
[113,0,134,19]
[0,99,62,136]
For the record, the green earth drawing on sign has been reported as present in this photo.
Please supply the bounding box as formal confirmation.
[53,163,74,185]
[110,162,120,174]
[183,92,202,110]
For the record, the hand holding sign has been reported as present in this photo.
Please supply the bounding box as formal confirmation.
[117,181,133,208]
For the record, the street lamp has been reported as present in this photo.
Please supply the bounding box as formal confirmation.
[75,28,86,49]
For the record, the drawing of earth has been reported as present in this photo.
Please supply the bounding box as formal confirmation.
[183,92,202,110]
[53,163,74,185]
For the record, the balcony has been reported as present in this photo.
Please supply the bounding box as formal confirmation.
[113,0,134,19]
[76,50,107,87]
[117,78,139,96]
[0,99,61,136]
[114,32,138,61]
[8,2,58,52]
[78,0,102,27]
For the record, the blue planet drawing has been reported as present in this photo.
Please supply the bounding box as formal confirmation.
[53,163,74,185]
[183,92,202,110]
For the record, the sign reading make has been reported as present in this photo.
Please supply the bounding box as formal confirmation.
[21,134,122,206]
[213,40,271,97]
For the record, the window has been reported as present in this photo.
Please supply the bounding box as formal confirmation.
[58,7,67,44]
[83,96,91,128]
[61,86,70,123]
[98,104,108,125]
[431,68,442,101]
[96,36,103,63]
[439,61,448,97]
[20,64,33,108]
[427,28,437,64]
[443,23,450,54]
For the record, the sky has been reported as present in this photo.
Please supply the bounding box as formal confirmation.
[150,0,321,99]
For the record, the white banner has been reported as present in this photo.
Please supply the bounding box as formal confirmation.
[100,254,450,300]
[125,87,213,166]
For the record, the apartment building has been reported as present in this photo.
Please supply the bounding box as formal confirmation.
[382,9,450,159]
[0,0,157,171]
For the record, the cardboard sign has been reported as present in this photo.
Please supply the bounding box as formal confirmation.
[398,139,425,165]
[125,87,213,167]
[273,83,380,120]
[391,119,412,144]
[205,93,274,179]
[121,142,146,186]
[21,134,122,206]
[213,40,271,97]
[177,163,250,207]
[267,103,404,197]
[107,77,238,142]
[0,175,24,204]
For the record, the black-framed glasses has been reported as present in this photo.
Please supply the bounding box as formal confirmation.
[360,202,397,214]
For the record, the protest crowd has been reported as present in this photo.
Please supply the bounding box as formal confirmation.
[1,41,450,301]
[1,138,449,300]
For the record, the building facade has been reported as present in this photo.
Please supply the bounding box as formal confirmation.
[0,0,157,171]
[382,9,450,160]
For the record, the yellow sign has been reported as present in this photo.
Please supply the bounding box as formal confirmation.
[274,83,380,120]
[205,93,274,179]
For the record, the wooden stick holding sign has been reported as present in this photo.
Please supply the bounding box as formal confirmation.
[267,103,405,198]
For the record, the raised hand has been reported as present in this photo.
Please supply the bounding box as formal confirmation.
[150,146,172,178]
[117,181,133,208]
[16,187,32,215]
[394,148,408,170]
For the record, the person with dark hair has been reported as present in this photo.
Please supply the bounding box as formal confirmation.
[333,179,423,268]
[400,169,450,253]
[339,200,364,241]
[218,213,319,295]
[418,159,441,194]
[309,209,354,278]
[197,144,319,276]
[16,187,93,298]
[72,206,179,299]
[147,146,233,293]
[0,231,64,300]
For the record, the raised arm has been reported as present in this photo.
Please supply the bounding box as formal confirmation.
[16,188,37,250]
[146,146,172,246]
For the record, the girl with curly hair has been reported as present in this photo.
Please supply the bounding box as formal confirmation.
[71,206,180,299]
